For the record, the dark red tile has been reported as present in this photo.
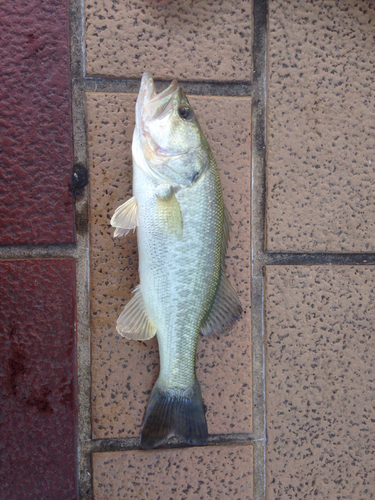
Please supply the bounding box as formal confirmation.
[0,260,77,500]
[0,0,74,245]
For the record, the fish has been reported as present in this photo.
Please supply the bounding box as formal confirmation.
[110,72,242,449]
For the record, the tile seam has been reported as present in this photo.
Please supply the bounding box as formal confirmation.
[80,0,86,80]
[83,77,254,96]
[263,253,375,265]
[70,0,92,498]
[89,434,261,454]
[251,0,268,499]
[1,245,375,265]
[0,245,78,259]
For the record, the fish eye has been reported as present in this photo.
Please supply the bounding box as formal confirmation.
[178,106,192,121]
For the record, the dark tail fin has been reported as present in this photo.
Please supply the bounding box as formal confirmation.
[140,380,208,449]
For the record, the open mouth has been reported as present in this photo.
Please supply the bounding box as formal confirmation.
[136,72,189,161]
[138,72,179,120]
[147,77,178,105]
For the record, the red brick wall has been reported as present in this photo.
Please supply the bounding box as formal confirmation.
[0,1,77,498]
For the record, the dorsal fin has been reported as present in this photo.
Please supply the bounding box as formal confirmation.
[116,286,157,340]
[111,196,139,237]
[201,271,242,335]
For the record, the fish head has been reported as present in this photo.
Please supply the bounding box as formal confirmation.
[134,72,210,187]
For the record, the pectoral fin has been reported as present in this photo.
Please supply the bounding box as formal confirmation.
[201,271,242,335]
[156,192,182,236]
[111,196,139,237]
[117,285,157,340]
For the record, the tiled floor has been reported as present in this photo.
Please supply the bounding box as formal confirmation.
[93,446,253,499]
[87,94,252,439]
[2,0,375,499]
[265,266,375,499]
[266,0,375,252]
[85,0,253,81]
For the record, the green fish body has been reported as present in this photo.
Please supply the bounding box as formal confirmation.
[111,72,241,449]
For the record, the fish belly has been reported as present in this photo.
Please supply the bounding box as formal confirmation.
[135,162,223,386]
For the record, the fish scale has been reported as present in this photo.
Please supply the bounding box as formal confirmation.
[135,159,223,390]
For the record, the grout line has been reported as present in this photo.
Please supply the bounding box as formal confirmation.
[69,0,93,498]
[74,237,92,500]
[251,0,268,499]
[0,245,78,260]
[263,252,375,266]
[89,433,259,454]
[83,77,254,97]
[1,244,375,266]
[80,0,86,80]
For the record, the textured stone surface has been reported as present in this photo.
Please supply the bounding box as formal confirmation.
[266,0,375,252]
[0,260,77,500]
[0,0,74,245]
[93,445,253,499]
[85,0,252,82]
[87,92,251,438]
[265,266,375,499]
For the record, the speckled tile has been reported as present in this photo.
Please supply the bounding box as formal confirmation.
[265,266,375,499]
[0,259,77,499]
[87,92,251,438]
[93,445,253,499]
[84,0,252,82]
[266,0,375,252]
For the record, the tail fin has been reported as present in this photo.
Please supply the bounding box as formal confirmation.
[140,380,208,449]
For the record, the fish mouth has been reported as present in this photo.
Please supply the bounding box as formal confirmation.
[137,72,179,121]
[136,72,189,160]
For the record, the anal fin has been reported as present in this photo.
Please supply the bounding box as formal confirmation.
[116,285,157,340]
[201,271,242,335]
[111,196,139,237]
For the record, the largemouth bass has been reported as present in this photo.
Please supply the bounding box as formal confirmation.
[111,72,242,449]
